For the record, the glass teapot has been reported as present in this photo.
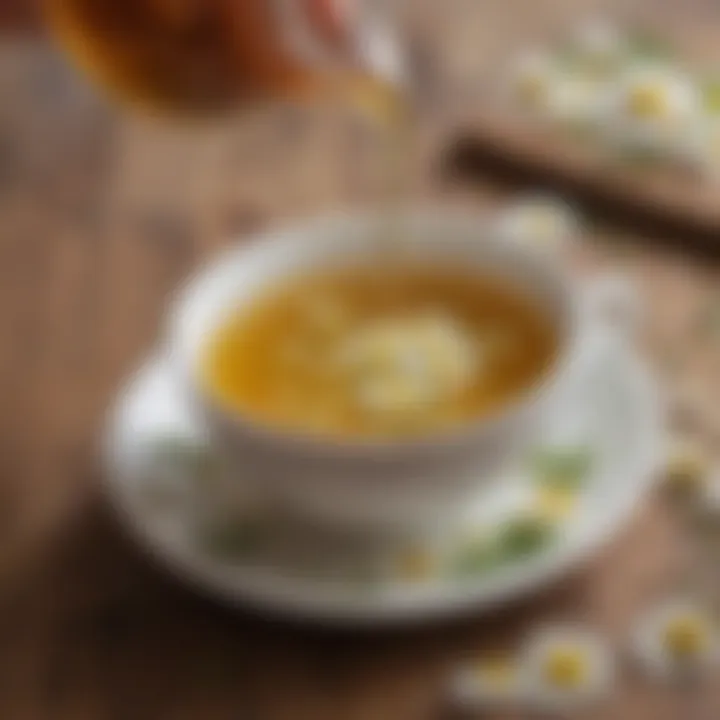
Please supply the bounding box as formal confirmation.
[43,0,406,116]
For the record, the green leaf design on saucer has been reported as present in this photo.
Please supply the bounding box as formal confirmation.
[531,445,594,491]
[450,515,557,580]
[496,515,556,561]
[450,537,501,578]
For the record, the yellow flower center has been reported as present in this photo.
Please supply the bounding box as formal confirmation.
[543,647,589,689]
[628,84,669,120]
[663,616,709,659]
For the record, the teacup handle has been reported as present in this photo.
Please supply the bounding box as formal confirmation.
[582,272,641,344]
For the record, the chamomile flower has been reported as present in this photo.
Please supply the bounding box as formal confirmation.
[633,598,720,681]
[663,436,709,499]
[602,64,701,155]
[451,654,523,710]
[495,195,579,252]
[520,626,615,713]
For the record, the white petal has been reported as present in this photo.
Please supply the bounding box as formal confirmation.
[600,65,702,155]
[632,598,720,680]
[520,626,615,712]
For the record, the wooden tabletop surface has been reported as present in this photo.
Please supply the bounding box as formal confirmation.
[0,9,719,720]
[442,0,720,248]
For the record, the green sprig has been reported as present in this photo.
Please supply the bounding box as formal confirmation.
[530,445,594,491]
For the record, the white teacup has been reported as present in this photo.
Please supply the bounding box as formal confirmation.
[168,210,582,533]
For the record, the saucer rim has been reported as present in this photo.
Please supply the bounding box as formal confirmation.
[103,342,663,626]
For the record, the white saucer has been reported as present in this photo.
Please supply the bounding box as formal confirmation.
[104,338,662,625]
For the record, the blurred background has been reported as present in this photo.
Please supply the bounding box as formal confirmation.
[0,1,719,718]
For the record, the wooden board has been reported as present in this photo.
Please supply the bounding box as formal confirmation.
[0,33,719,720]
[432,0,720,251]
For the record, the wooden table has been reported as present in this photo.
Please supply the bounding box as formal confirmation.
[0,31,719,720]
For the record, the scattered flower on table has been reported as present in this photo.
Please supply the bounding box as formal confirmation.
[519,625,615,713]
[632,597,720,681]
[494,194,580,252]
[450,654,523,710]
[504,20,720,177]
[601,64,700,157]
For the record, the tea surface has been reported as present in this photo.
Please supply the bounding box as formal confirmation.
[202,266,558,439]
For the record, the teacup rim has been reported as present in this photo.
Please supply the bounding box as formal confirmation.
[167,207,582,460]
